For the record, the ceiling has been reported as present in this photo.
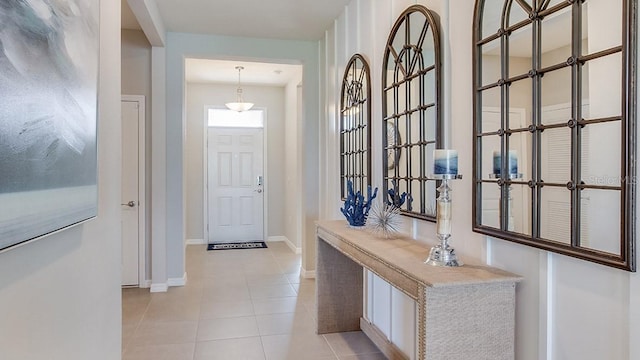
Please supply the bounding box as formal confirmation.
[185,59,302,86]
[121,0,338,85]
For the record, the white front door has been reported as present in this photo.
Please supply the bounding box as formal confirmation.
[207,127,264,243]
[121,97,144,286]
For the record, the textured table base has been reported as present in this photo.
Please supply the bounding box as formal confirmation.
[315,221,521,360]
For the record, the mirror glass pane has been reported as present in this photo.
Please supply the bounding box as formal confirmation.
[410,12,427,46]
[424,70,435,105]
[581,120,622,187]
[425,181,436,216]
[410,179,423,213]
[481,0,504,39]
[543,0,569,10]
[508,131,531,179]
[409,112,421,145]
[582,53,623,119]
[539,186,572,244]
[385,56,396,89]
[580,188,621,254]
[508,1,530,27]
[540,127,572,184]
[480,87,502,133]
[541,68,572,125]
[582,0,623,56]
[541,6,572,69]
[422,26,435,66]
[480,182,501,228]
[507,184,532,235]
[397,84,407,114]
[481,135,502,180]
[392,22,406,56]
[481,40,502,86]
[425,107,437,141]
[508,25,533,78]
[508,78,533,127]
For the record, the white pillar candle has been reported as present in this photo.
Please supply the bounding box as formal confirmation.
[436,199,452,235]
[493,150,518,175]
[433,149,458,175]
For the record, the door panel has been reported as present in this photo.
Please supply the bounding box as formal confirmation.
[208,127,264,243]
[121,99,141,286]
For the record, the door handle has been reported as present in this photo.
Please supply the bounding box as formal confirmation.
[255,189,263,193]
[121,201,136,207]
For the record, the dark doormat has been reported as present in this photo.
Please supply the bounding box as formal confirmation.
[207,241,268,251]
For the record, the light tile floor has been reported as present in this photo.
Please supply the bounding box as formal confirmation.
[122,242,387,360]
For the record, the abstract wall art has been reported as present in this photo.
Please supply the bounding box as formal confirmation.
[0,0,99,251]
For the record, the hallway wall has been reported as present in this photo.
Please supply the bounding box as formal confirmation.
[319,0,640,359]
[0,1,122,358]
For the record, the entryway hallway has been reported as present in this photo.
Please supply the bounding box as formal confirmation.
[122,241,386,359]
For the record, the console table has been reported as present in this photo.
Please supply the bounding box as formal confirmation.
[316,220,522,360]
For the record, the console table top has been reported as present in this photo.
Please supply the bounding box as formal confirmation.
[317,220,522,288]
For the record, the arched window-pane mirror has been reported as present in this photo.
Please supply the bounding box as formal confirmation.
[382,5,443,221]
[341,54,372,198]
[473,0,636,271]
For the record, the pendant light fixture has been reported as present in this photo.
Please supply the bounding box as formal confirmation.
[225,66,254,112]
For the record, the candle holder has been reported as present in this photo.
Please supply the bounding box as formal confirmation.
[490,173,522,231]
[425,173,463,267]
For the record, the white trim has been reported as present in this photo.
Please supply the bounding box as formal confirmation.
[268,236,301,254]
[186,238,205,245]
[301,267,316,279]
[122,95,147,288]
[150,283,168,293]
[140,280,152,289]
[168,272,187,287]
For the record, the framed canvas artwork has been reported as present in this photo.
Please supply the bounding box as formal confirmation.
[0,0,99,251]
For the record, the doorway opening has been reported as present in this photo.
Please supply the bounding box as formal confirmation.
[206,108,266,244]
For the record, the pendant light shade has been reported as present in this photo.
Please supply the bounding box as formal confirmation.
[225,66,254,112]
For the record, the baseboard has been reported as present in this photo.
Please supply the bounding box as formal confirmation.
[140,280,152,288]
[168,272,187,287]
[186,238,205,245]
[360,317,409,360]
[150,283,168,293]
[267,236,287,242]
[267,236,301,254]
[301,267,316,279]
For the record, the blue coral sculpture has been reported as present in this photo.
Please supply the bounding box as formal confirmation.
[341,180,378,227]
[386,180,412,208]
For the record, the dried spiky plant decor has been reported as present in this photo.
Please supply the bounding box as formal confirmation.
[367,201,401,239]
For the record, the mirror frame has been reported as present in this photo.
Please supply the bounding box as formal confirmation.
[340,54,372,199]
[382,4,443,221]
[472,0,637,271]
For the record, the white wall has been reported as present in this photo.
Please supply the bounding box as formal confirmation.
[0,1,122,358]
[284,75,304,249]
[185,82,288,241]
[320,0,640,359]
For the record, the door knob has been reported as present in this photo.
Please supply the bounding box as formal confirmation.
[255,189,263,193]
[121,201,136,207]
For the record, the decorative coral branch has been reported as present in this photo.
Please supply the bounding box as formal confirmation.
[386,180,412,208]
[340,180,378,227]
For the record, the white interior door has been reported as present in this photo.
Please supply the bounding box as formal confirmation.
[121,98,143,286]
[208,127,264,243]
